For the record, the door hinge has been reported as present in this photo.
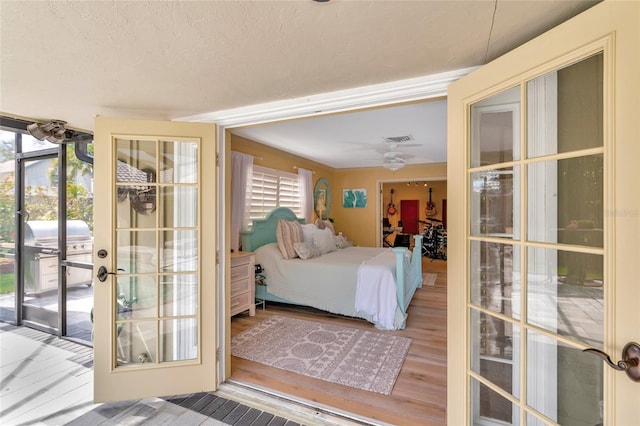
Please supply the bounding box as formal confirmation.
[216,250,219,265]
[216,153,219,167]
[216,348,220,359]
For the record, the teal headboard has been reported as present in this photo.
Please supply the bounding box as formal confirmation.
[240,207,305,252]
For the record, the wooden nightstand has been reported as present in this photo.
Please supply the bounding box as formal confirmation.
[230,251,255,317]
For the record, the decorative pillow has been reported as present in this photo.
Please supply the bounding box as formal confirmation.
[293,241,321,260]
[301,223,317,244]
[276,219,304,259]
[314,219,335,234]
[323,220,335,234]
[335,234,352,249]
[313,227,337,254]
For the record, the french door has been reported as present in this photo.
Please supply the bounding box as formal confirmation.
[20,154,61,332]
[93,117,217,401]
[447,2,639,425]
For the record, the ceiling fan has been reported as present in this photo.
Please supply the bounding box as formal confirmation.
[383,143,408,171]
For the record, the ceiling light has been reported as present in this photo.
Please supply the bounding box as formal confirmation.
[383,161,405,171]
[27,120,68,144]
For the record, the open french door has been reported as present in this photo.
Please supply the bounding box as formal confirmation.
[447,2,639,425]
[93,117,217,401]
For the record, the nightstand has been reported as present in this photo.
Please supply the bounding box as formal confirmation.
[230,251,255,317]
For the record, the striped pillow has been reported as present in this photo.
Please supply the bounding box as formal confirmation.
[276,219,304,259]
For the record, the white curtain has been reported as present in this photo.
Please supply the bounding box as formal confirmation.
[298,167,313,223]
[231,151,254,252]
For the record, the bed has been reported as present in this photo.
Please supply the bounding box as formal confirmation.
[239,207,423,330]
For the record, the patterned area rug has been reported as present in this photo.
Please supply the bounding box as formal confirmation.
[232,315,411,395]
[422,272,437,286]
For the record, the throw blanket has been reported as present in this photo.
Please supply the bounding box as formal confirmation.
[355,249,400,330]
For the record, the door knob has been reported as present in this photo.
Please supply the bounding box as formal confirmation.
[583,342,640,382]
[97,266,124,282]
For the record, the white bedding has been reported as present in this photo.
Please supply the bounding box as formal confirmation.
[355,250,400,330]
[255,243,407,329]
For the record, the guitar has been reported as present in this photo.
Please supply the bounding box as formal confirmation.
[387,189,397,215]
[426,187,437,216]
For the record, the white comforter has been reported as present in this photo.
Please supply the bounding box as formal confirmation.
[254,243,406,329]
[355,250,399,330]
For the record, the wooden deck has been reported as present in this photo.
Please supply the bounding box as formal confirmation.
[230,258,448,426]
[0,324,313,425]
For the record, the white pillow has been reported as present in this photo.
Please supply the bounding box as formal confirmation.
[315,219,335,234]
[313,227,337,254]
[301,223,317,244]
[335,234,352,249]
[293,241,321,260]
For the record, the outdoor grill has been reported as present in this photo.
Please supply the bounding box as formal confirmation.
[24,220,93,294]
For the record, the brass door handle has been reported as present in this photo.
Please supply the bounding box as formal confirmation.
[583,342,640,382]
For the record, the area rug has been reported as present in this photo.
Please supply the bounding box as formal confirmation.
[422,272,437,286]
[231,315,411,395]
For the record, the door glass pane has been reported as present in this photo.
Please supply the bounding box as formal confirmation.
[65,145,94,343]
[470,309,519,398]
[470,241,520,319]
[116,320,157,366]
[160,140,198,184]
[114,137,199,368]
[469,53,605,424]
[470,86,521,168]
[116,276,157,320]
[0,130,16,323]
[470,167,519,238]
[471,377,519,425]
[21,134,58,152]
[66,265,94,342]
[23,158,59,330]
[161,318,197,362]
[527,247,603,348]
[527,330,603,425]
[117,230,157,274]
[160,275,198,317]
[528,155,603,246]
[161,230,197,272]
[117,138,157,226]
[161,187,197,228]
[117,139,156,182]
[527,53,603,158]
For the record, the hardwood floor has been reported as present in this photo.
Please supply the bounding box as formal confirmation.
[230,258,447,426]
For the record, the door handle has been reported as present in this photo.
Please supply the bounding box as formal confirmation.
[97,266,124,282]
[583,342,640,382]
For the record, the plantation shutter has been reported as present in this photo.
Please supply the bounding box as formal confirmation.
[248,166,302,227]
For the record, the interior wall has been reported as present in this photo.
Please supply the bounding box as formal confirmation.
[334,163,446,247]
[231,134,334,180]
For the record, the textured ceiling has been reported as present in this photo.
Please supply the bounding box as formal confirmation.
[0,0,598,167]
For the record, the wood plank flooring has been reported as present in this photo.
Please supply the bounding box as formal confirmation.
[230,258,448,426]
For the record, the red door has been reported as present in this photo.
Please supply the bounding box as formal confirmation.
[400,200,419,234]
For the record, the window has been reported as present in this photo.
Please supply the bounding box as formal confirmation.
[248,166,302,226]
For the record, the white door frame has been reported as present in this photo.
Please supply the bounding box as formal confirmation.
[179,66,476,383]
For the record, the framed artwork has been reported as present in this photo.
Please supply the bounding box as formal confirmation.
[343,188,367,208]
[314,178,331,219]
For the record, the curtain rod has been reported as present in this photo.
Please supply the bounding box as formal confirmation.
[293,165,316,174]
